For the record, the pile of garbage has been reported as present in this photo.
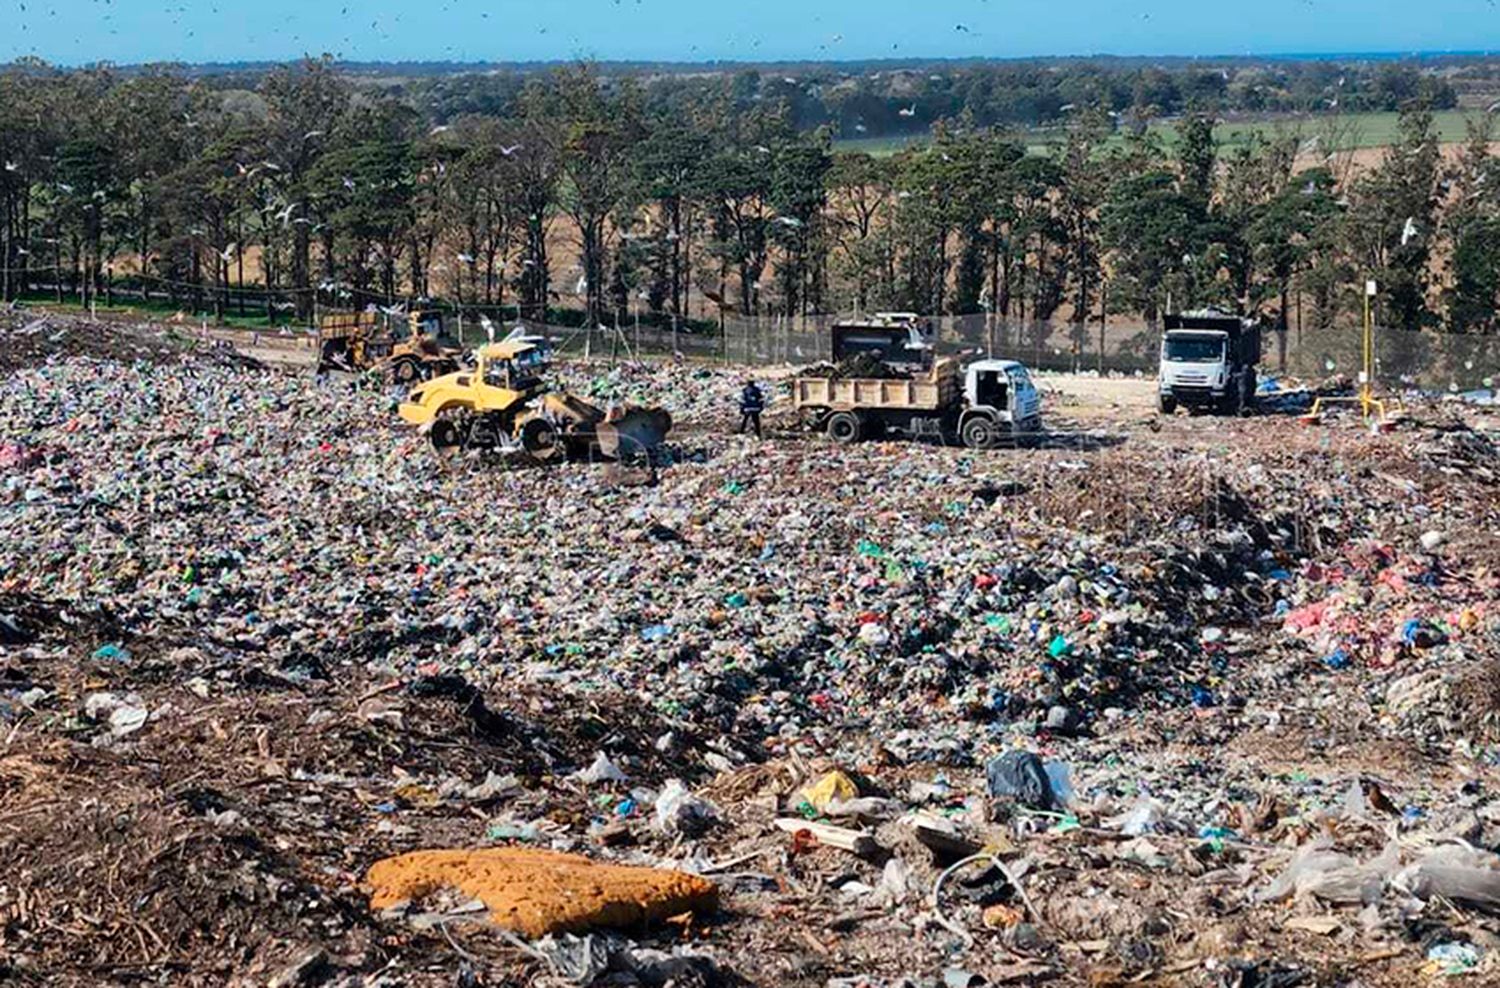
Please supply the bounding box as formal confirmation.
[799,351,914,381]
[2,325,1500,985]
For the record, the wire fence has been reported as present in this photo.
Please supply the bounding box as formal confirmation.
[15,277,1500,392]
[530,312,1500,393]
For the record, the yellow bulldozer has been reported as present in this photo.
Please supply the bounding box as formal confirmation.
[317,308,462,384]
[397,338,672,464]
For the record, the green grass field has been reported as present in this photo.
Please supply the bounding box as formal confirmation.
[834,109,1491,158]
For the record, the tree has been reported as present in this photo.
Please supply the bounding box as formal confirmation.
[1057,108,1108,343]
[635,119,708,319]
[1101,169,1206,326]
[1343,103,1441,332]
[551,66,645,330]
[1443,115,1500,333]
[768,142,831,318]
[826,151,894,312]
[259,57,350,319]
[1248,168,1341,367]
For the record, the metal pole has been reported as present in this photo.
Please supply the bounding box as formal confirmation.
[1098,280,1107,376]
[1362,280,1375,416]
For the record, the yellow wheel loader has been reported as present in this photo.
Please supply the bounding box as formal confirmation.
[317,309,461,383]
[397,340,672,464]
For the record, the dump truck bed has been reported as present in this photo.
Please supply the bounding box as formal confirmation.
[792,358,960,412]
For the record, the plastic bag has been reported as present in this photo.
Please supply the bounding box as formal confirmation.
[1396,844,1500,913]
[986,750,1056,810]
[1258,839,1399,905]
[655,779,719,838]
[1107,797,1166,836]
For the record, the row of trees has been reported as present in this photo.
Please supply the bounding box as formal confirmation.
[3,57,1500,345]
[384,59,1461,137]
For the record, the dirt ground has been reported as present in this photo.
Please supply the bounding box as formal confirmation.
[2,314,1499,987]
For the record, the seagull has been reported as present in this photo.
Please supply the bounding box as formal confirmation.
[899,104,917,117]
[575,274,588,294]
[3,161,16,172]
[430,125,451,135]
[754,145,772,154]
[457,252,476,264]
[56,183,73,193]
[1401,216,1418,246]
[775,216,804,227]
[303,130,324,141]
[342,176,356,190]
[499,145,522,156]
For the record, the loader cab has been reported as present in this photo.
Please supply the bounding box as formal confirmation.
[475,340,545,396]
[406,309,457,346]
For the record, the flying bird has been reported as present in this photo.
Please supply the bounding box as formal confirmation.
[1401,216,1419,246]
[499,145,523,156]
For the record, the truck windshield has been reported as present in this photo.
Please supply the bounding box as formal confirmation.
[1164,336,1225,363]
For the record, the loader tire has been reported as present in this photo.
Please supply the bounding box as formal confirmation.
[391,358,420,385]
[430,420,464,453]
[519,418,561,462]
[1158,395,1177,416]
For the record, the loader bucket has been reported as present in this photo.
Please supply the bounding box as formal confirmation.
[595,406,674,463]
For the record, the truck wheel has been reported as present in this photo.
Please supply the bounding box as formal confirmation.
[826,412,863,444]
[961,417,998,450]
[519,418,561,462]
[1158,395,1177,416]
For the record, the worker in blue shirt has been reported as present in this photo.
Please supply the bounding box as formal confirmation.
[738,380,766,439]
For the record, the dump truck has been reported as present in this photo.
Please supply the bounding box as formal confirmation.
[397,339,672,463]
[1157,310,1261,415]
[793,354,1042,449]
[317,308,461,384]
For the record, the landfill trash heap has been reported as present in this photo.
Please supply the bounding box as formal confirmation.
[2,311,1500,986]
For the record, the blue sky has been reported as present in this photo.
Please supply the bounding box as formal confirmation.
[4,0,1497,65]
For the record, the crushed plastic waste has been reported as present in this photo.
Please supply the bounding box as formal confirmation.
[2,312,1499,984]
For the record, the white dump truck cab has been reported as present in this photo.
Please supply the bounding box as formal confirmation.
[957,359,1042,449]
[1158,311,1260,416]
